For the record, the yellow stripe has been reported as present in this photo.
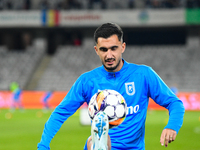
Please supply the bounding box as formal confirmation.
[48,10,55,27]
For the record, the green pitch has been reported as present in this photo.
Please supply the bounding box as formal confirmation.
[0,109,200,150]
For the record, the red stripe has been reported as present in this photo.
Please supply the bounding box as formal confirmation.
[54,10,59,26]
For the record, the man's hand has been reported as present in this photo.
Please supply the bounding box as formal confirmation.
[160,128,177,147]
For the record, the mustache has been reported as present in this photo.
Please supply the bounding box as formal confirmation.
[105,58,115,62]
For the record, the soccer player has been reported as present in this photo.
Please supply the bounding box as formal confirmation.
[10,82,23,110]
[41,90,53,111]
[37,23,185,150]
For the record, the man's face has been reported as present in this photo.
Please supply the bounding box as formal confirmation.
[94,34,126,72]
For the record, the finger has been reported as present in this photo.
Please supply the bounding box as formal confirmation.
[160,130,166,146]
[165,135,170,147]
[171,132,176,141]
[169,136,173,143]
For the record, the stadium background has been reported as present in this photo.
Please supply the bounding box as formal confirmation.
[0,0,200,150]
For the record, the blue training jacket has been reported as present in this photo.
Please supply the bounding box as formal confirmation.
[37,60,185,150]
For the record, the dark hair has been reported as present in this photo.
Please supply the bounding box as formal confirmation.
[94,23,123,44]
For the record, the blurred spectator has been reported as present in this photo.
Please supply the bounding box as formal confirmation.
[24,0,31,10]
[61,0,82,10]
[0,0,197,10]
[186,0,200,8]
[40,0,49,10]
[112,0,122,9]
[151,0,161,8]
[88,0,107,9]
[55,1,63,10]
[61,0,69,9]
[6,0,13,9]
[163,0,179,8]
[72,34,81,46]
[101,0,107,9]
[134,0,145,9]
[129,0,135,9]
[0,0,4,10]
[22,32,32,49]
[68,0,82,9]
[145,0,152,8]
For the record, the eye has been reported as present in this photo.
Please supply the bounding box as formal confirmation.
[111,46,118,51]
[100,47,108,52]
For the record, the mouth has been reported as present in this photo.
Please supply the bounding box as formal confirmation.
[105,58,115,65]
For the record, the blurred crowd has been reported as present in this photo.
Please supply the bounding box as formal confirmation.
[0,0,199,10]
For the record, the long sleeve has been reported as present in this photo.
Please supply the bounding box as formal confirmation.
[37,76,87,150]
[147,67,185,134]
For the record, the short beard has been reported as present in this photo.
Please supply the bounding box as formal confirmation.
[103,59,121,72]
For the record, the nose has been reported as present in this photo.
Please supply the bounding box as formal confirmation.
[106,49,112,59]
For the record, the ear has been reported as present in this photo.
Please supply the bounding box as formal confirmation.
[94,46,99,55]
[121,42,126,54]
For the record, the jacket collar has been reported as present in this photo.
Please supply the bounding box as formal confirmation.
[100,59,128,78]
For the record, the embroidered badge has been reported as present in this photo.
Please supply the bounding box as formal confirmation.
[125,82,135,96]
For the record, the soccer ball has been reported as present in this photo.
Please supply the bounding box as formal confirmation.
[88,89,127,129]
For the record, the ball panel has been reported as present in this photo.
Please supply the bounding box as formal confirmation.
[106,95,118,106]
[96,91,105,110]
[115,105,125,118]
[108,90,120,95]
[109,118,123,126]
[88,105,95,118]
[104,106,115,118]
